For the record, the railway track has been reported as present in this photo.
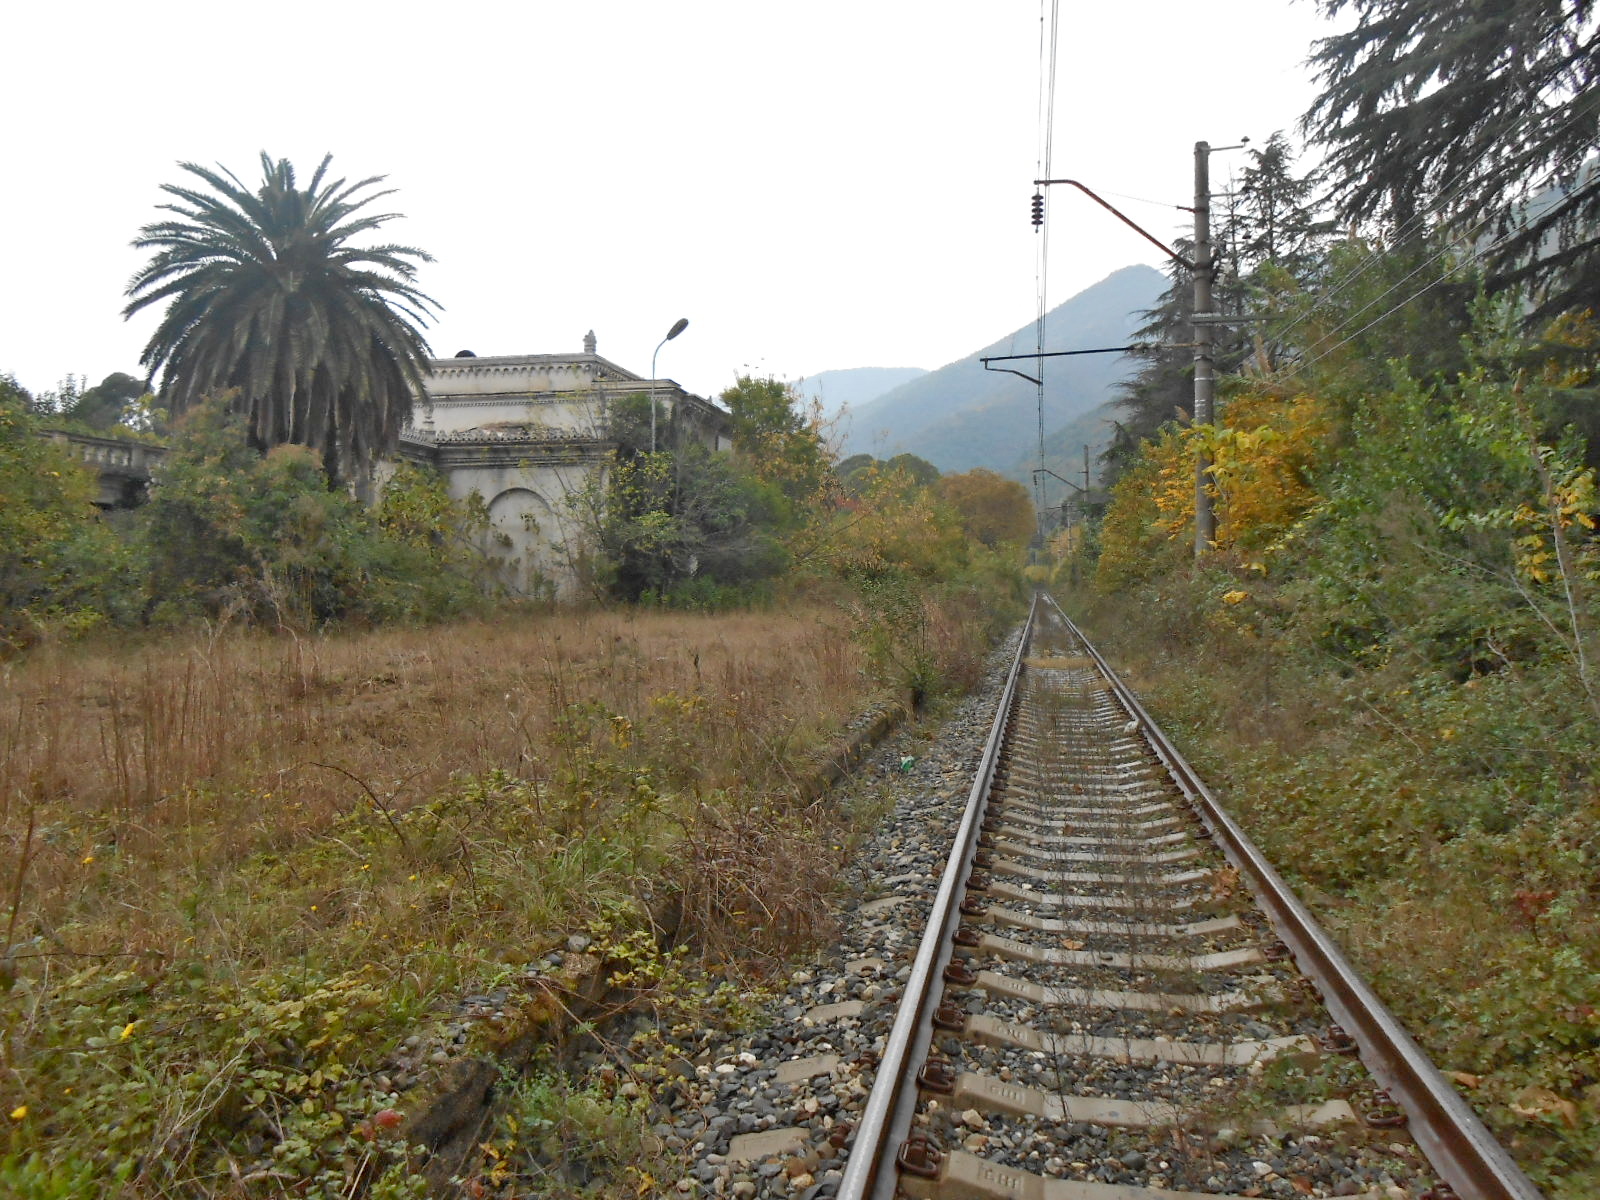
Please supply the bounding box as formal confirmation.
[830,594,1541,1200]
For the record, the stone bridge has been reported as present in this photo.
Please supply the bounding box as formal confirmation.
[42,428,168,509]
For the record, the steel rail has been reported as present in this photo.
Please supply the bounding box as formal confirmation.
[835,594,1040,1200]
[1045,594,1544,1200]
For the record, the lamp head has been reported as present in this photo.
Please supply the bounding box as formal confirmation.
[667,318,689,340]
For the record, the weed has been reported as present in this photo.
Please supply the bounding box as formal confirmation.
[0,603,903,1193]
[1072,573,1600,1196]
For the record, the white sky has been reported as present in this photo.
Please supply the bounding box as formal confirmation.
[5,1,1339,404]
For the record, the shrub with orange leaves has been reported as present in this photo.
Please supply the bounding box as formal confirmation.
[1208,390,1334,556]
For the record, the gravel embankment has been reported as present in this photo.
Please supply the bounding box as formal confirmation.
[641,632,1023,1198]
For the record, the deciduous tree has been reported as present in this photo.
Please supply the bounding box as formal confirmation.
[0,377,127,650]
[65,372,149,430]
[936,468,1035,549]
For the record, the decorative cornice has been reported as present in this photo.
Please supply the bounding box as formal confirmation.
[403,426,598,445]
[423,352,643,384]
[418,394,606,410]
[401,436,615,471]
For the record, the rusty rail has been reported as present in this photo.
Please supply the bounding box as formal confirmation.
[834,594,1039,1200]
[1044,593,1543,1200]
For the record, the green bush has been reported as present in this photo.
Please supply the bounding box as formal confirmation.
[0,378,140,654]
[139,400,487,628]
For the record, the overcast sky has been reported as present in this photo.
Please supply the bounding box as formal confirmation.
[6,1,1341,404]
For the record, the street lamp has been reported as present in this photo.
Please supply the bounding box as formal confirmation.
[650,317,689,453]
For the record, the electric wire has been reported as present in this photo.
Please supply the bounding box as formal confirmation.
[1095,187,1191,211]
[1272,149,1600,376]
[1288,169,1600,377]
[1269,86,1600,348]
[1031,0,1050,522]
[1256,96,1596,365]
[1034,0,1062,529]
[1274,210,1497,357]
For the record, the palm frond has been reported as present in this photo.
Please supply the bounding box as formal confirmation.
[125,152,439,484]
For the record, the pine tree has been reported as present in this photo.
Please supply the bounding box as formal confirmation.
[1106,239,1253,480]
[1305,0,1600,318]
[1234,132,1332,283]
[1105,137,1331,483]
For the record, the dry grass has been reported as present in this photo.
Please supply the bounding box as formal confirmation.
[1,606,864,966]
[0,603,885,1194]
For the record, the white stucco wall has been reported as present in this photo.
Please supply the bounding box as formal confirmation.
[438,456,607,602]
[397,346,724,602]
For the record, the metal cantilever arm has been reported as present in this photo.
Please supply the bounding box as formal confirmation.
[979,344,1139,387]
[1035,177,1195,270]
[983,364,1040,385]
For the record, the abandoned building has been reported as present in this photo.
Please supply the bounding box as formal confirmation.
[51,331,730,601]
[397,332,729,599]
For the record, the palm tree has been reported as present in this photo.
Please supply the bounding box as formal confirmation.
[124,152,438,489]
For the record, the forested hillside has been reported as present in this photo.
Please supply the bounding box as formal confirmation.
[840,265,1163,474]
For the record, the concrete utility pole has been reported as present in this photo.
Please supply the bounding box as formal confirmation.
[1192,140,1217,556]
[1030,150,1243,559]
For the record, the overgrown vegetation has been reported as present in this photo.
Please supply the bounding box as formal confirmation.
[0,387,490,655]
[1050,8,1600,1187]
[572,375,1033,706]
[1075,298,1600,1196]
[4,115,1020,1200]
[0,606,999,1196]
[2,352,1032,1195]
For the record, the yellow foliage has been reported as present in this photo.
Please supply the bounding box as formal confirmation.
[936,468,1035,549]
[800,461,967,580]
[1095,451,1176,591]
[1096,390,1334,590]
[1509,463,1600,585]
[1208,391,1333,553]
[1537,310,1600,388]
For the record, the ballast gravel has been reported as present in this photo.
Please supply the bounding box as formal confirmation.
[604,629,1436,1199]
[629,634,1022,1198]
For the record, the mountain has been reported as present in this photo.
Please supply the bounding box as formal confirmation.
[838,265,1164,477]
[1025,400,1120,491]
[794,367,927,417]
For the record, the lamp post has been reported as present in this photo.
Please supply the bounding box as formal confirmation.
[650,317,689,453]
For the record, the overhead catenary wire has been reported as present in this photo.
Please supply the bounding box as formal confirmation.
[1274,152,1600,377]
[1094,187,1192,211]
[1273,211,1498,356]
[1033,0,1062,531]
